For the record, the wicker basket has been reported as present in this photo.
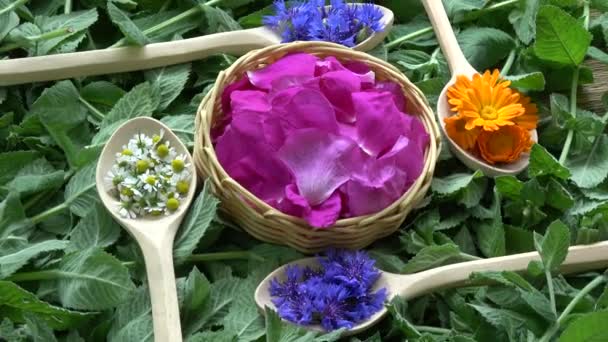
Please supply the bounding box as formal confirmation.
[193,41,441,253]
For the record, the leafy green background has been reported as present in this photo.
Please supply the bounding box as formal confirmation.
[1,0,608,341]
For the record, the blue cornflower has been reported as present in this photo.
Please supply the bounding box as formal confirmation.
[263,0,384,47]
[321,249,381,296]
[270,249,387,331]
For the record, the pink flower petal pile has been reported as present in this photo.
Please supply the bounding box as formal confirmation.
[213,53,429,228]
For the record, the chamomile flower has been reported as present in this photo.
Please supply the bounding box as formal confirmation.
[108,130,192,218]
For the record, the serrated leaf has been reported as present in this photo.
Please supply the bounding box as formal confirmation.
[534,220,570,272]
[107,2,149,46]
[187,330,235,342]
[403,244,461,273]
[161,115,195,144]
[559,311,608,341]
[0,240,68,279]
[264,307,342,342]
[68,203,121,252]
[0,151,40,185]
[35,9,98,56]
[93,82,154,144]
[65,162,98,217]
[457,27,515,70]
[0,11,19,42]
[565,135,608,188]
[509,0,540,44]
[173,180,220,263]
[33,80,88,168]
[108,287,153,342]
[495,176,523,200]
[3,159,64,197]
[222,276,265,341]
[0,318,25,341]
[387,296,422,338]
[24,313,57,342]
[81,81,126,108]
[0,281,92,329]
[0,192,31,239]
[145,64,191,111]
[505,72,545,91]
[534,5,591,65]
[476,220,506,258]
[182,267,211,334]
[529,144,571,179]
[432,170,483,195]
[57,248,136,310]
[546,178,574,211]
[201,5,241,33]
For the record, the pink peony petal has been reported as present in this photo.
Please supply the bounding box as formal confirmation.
[230,90,270,114]
[278,129,356,205]
[315,57,375,85]
[352,91,404,157]
[272,87,339,134]
[247,53,318,90]
[382,135,426,187]
[372,81,407,111]
[343,165,407,217]
[221,74,256,113]
[319,71,362,123]
[280,185,342,228]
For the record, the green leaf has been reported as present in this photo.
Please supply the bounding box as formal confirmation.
[470,305,528,341]
[108,287,153,342]
[546,178,574,211]
[586,46,608,64]
[559,311,608,342]
[107,2,149,45]
[145,63,191,111]
[64,162,98,217]
[173,180,219,263]
[187,330,235,342]
[185,276,242,335]
[565,135,608,189]
[476,220,506,258]
[80,81,126,108]
[3,159,64,197]
[509,0,540,44]
[0,240,68,279]
[432,170,483,195]
[403,244,461,273]
[264,307,342,342]
[0,151,40,185]
[533,5,591,66]
[534,220,570,272]
[495,176,523,200]
[33,80,88,168]
[93,82,154,144]
[504,72,545,91]
[0,10,19,42]
[57,248,136,310]
[201,5,241,33]
[457,27,515,70]
[0,281,92,329]
[222,275,265,341]
[387,296,422,338]
[67,203,121,252]
[34,9,99,56]
[0,192,31,239]
[161,115,195,144]
[529,144,571,179]
[181,267,211,333]
[24,313,57,342]
[0,318,26,341]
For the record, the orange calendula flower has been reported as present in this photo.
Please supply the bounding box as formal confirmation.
[512,92,539,130]
[447,69,525,131]
[477,125,533,164]
[444,114,480,150]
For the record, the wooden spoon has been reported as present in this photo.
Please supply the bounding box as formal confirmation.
[255,241,608,336]
[422,0,538,177]
[0,5,394,86]
[96,117,197,342]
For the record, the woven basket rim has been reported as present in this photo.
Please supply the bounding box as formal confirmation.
[193,41,440,244]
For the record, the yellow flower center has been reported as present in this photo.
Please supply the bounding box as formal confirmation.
[166,198,180,211]
[480,106,498,120]
[121,149,133,156]
[176,181,189,194]
[136,160,149,174]
[172,159,185,173]
[145,176,156,185]
[157,144,169,158]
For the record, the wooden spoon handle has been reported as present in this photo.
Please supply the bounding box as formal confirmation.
[140,241,183,342]
[0,27,278,86]
[421,0,473,75]
[399,241,608,300]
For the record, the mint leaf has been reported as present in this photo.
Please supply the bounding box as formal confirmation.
[0,281,92,329]
[0,151,40,185]
[565,135,608,188]
[505,72,545,91]
[559,311,608,341]
[0,192,31,239]
[264,307,342,342]
[161,114,195,144]
[107,2,149,45]
[64,161,98,217]
[67,203,121,252]
[546,178,574,211]
[586,46,608,64]
[34,9,98,55]
[550,93,573,127]
[387,296,422,338]
[144,63,191,111]
[534,220,570,272]
[403,243,461,273]
[3,158,64,197]
[509,0,540,44]
[80,81,126,108]
[201,5,241,33]
[57,248,136,310]
[495,176,524,200]
[108,287,153,342]
[0,240,68,279]
[529,144,571,179]
[476,220,506,258]
[534,5,591,65]
[24,313,58,342]
[222,276,265,341]
[457,27,515,70]
[174,180,220,263]
[187,330,235,342]
[432,170,483,195]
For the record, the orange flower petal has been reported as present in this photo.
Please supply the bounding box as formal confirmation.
[477,125,531,164]
[444,115,480,150]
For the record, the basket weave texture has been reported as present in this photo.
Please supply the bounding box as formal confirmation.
[193,41,441,253]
